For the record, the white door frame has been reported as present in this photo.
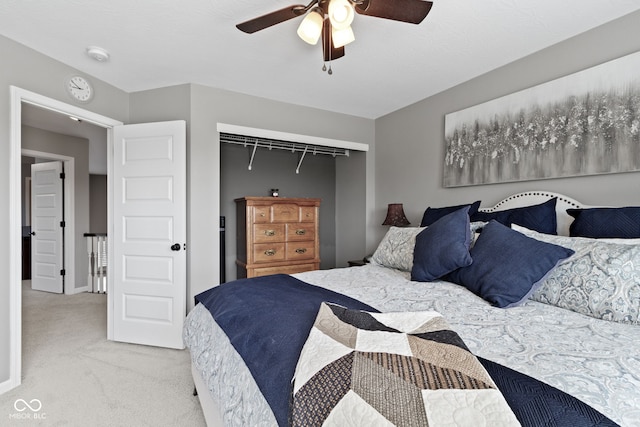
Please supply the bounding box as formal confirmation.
[7,86,123,393]
[23,150,76,294]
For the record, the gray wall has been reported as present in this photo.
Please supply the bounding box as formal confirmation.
[220,142,337,282]
[336,150,369,262]
[22,126,91,293]
[21,157,35,226]
[372,10,640,251]
[89,175,107,234]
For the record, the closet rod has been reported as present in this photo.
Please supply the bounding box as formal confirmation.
[220,133,350,157]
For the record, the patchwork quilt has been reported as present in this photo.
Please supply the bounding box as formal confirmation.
[292,303,519,426]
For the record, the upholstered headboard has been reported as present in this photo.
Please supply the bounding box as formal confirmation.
[479,191,585,236]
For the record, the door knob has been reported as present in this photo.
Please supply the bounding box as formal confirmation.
[170,243,181,251]
[30,231,36,236]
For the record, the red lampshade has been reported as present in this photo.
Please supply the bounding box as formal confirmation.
[382,203,411,227]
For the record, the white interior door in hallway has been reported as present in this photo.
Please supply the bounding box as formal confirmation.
[30,161,64,293]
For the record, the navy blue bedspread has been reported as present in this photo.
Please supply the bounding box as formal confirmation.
[195,274,618,427]
[195,274,375,426]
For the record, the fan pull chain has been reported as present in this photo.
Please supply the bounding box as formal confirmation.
[322,50,332,75]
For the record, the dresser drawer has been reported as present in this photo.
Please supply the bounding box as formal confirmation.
[253,242,285,263]
[300,206,316,222]
[254,224,285,243]
[252,206,271,223]
[272,203,300,222]
[286,223,315,241]
[286,242,316,260]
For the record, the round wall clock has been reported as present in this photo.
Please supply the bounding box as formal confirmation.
[65,75,94,103]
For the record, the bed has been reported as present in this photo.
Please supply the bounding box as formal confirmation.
[184,191,640,426]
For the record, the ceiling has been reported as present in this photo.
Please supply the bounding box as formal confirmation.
[2,0,640,119]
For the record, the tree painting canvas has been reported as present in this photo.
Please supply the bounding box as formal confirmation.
[443,51,640,187]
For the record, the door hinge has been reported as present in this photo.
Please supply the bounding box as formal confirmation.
[60,220,66,228]
[60,172,66,179]
[60,269,66,276]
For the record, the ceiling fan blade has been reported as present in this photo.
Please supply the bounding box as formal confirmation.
[236,5,307,34]
[354,0,433,24]
[322,18,345,61]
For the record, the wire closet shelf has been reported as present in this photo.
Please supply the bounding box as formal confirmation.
[220,132,350,173]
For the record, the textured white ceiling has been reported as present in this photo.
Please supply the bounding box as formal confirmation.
[2,0,640,119]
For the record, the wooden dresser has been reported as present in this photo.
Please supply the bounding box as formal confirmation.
[235,197,321,278]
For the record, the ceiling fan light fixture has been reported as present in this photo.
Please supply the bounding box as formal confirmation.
[331,25,355,48]
[328,0,355,30]
[297,8,324,45]
[236,0,433,69]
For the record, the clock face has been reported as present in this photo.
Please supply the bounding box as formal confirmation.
[65,75,93,103]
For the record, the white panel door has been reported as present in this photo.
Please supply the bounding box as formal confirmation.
[112,121,186,349]
[30,161,64,293]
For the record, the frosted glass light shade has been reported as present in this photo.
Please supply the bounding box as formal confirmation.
[297,10,324,45]
[332,26,355,48]
[328,0,354,30]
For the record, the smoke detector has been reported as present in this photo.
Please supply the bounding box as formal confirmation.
[86,46,110,62]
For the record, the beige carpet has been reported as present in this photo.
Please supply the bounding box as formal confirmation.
[1,282,206,426]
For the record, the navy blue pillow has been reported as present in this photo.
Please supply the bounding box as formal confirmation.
[420,200,481,227]
[447,220,574,308]
[567,207,640,238]
[470,198,557,235]
[411,206,473,282]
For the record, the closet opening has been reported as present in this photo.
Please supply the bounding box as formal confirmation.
[217,123,369,283]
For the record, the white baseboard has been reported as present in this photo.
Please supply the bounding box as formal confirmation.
[67,284,90,295]
[0,376,20,395]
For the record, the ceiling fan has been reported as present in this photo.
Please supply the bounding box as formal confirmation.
[236,0,434,74]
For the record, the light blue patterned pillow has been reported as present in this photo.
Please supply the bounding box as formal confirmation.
[371,226,425,271]
[513,225,640,325]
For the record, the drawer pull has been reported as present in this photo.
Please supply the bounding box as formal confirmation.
[295,229,306,235]
[295,248,307,254]
[260,213,266,217]
[264,249,276,256]
[264,229,276,237]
